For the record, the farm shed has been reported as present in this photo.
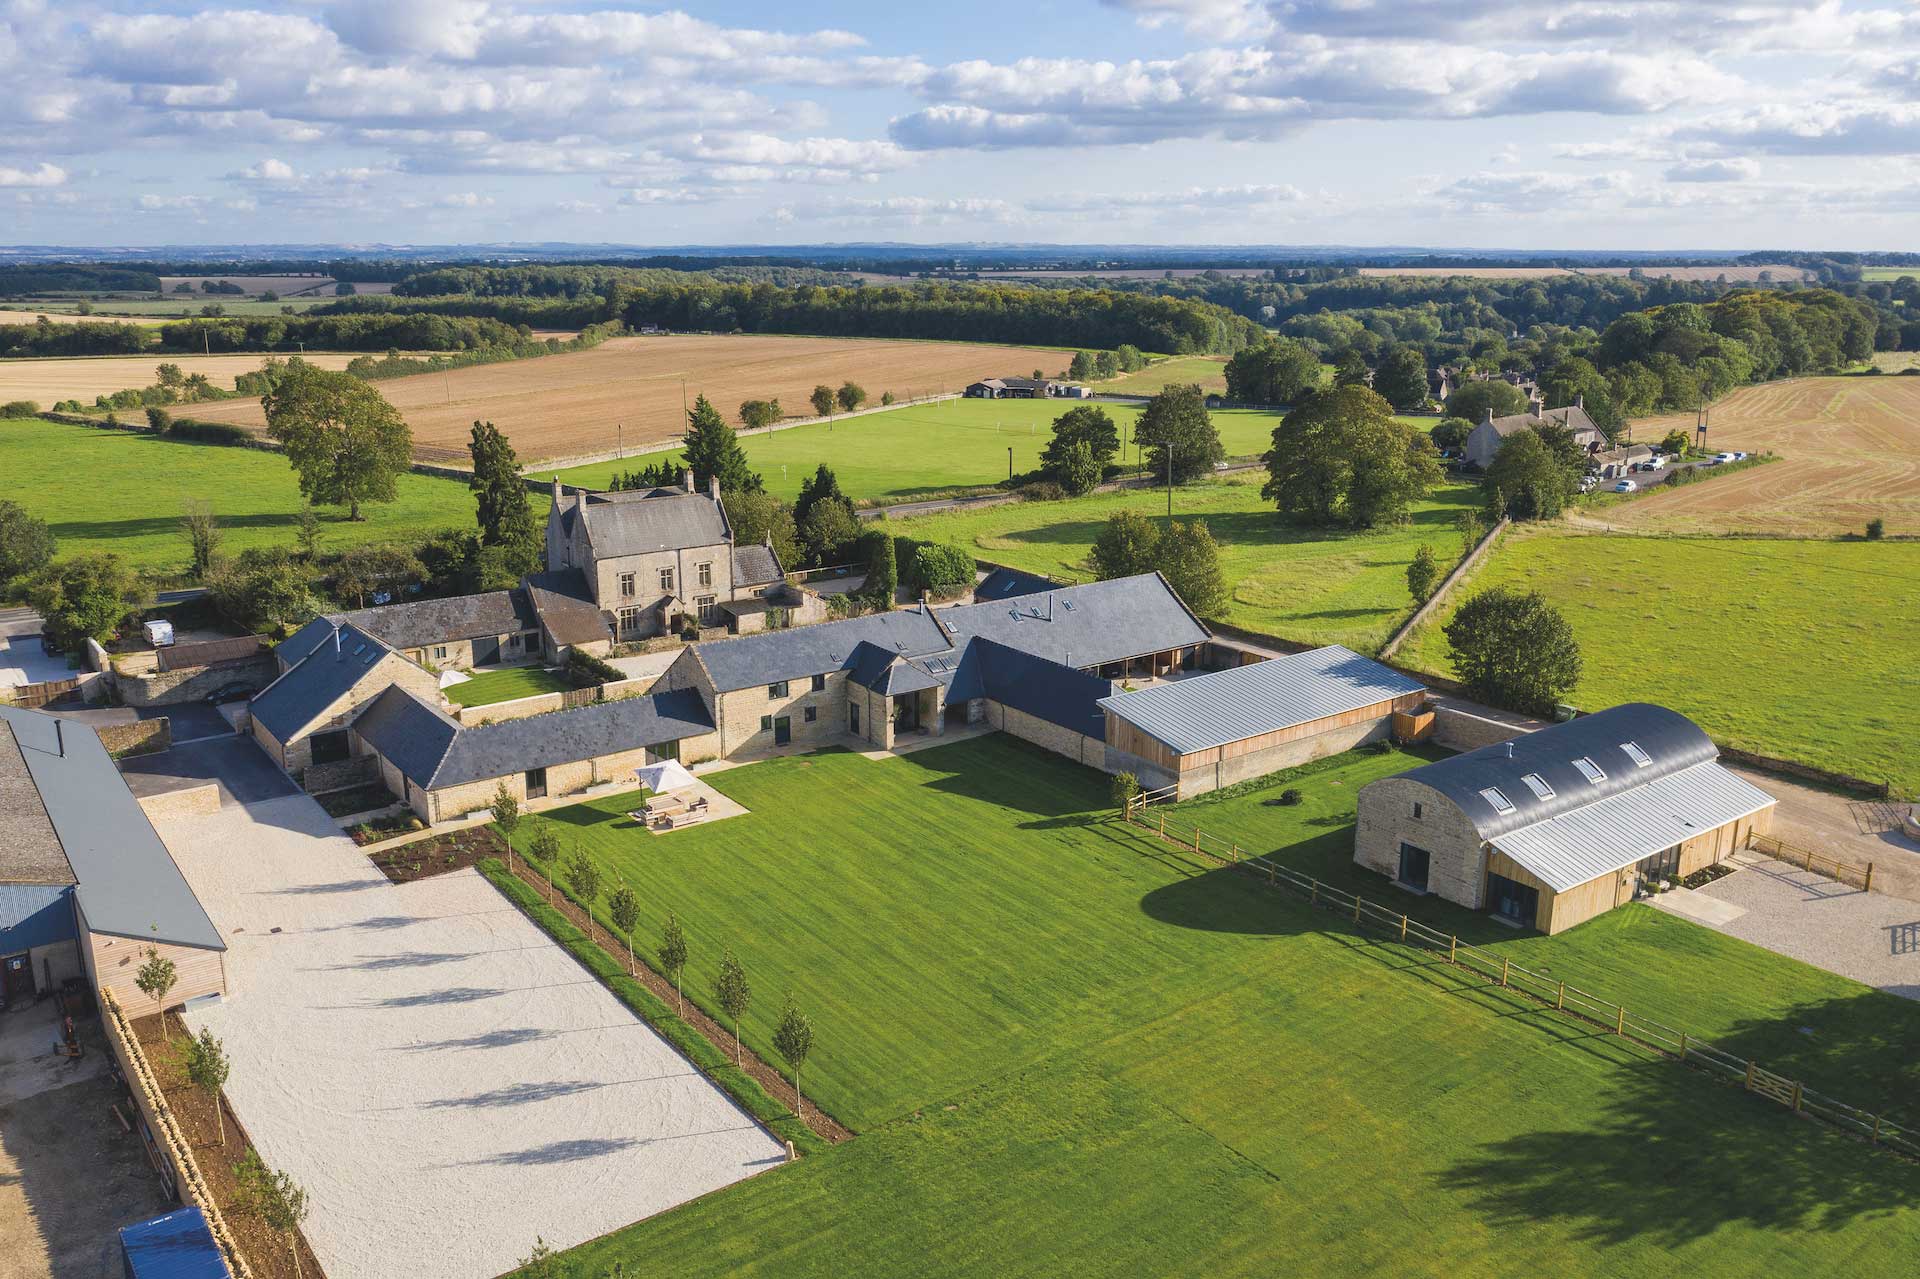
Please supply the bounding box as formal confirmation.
[1099,646,1426,798]
[1353,703,1776,934]
[0,706,225,1009]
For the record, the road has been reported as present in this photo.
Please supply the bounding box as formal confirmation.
[859,460,1263,522]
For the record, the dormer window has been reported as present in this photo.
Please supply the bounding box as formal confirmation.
[1520,773,1554,801]
[1620,741,1653,768]
[1479,787,1515,815]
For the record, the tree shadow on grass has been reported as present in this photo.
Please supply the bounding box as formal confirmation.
[1138,862,1319,938]
[1444,1050,1920,1249]
[895,736,1106,819]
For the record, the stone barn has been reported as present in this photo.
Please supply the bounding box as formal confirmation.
[1353,703,1775,934]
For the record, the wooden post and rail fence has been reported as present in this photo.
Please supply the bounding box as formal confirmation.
[1748,832,1875,892]
[1119,796,1915,1162]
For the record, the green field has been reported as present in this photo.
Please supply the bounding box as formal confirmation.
[889,472,1481,652]
[511,737,1920,1277]
[0,299,342,320]
[0,417,499,576]
[1090,354,1229,396]
[547,399,1295,504]
[443,664,570,706]
[1859,266,1919,283]
[1396,528,1920,793]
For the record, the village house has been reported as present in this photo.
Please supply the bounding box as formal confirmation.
[1462,396,1606,469]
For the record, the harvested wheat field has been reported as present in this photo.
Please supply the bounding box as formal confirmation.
[0,352,368,405]
[187,333,1073,464]
[1602,376,1920,536]
[1355,264,1814,282]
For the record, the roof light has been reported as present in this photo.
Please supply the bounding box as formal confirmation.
[1621,741,1653,768]
[1479,786,1515,814]
[1571,756,1607,784]
[1520,773,1554,801]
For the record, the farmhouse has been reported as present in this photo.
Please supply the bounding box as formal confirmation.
[1101,646,1426,798]
[1462,396,1605,469]
[250,620,442,775]
[0,705,226,1011]
[1353,704,1776,934]
[545,472,816,642]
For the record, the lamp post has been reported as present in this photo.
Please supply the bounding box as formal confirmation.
[1008,446,1013,481]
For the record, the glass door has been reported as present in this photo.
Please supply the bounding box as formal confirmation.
[1397,844,1431,893]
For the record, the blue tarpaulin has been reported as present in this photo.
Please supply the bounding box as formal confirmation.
[119,1207,231,1279]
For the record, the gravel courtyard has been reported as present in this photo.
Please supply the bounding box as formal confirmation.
[149,767,785,1279]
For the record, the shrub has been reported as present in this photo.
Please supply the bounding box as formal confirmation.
[1,399,39,418]
[565,648,623,687]
[166,417,255,447]
[1110,771,1140,808]
[1277,788,1303,805]
[1018,479,1067,502]
[912,542,976,590]
[146,406,173,432]
[1866,518,1885,540]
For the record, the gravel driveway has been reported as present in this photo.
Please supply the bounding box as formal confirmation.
[150,785,784,1279]
[1656,852,1920,1001]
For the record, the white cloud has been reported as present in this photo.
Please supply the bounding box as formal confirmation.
[1664,157,1761,183]
[0,161,67,188]
[137,193,209,210]
[1436,169,1635,212]
[1676,103,1920,156]
[435,191,493,208]
[1102,0,1275,40]
[232,157,297,182]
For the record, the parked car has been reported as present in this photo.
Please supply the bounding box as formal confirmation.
[1640,455,1667,470]
[1613,479,1638,493]
[1578,476,1598,492]
[1710,452,1736,465]
[1731,451,1749,461]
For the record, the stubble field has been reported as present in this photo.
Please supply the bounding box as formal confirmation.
[183,333,1074,464]
[1604,376,1920,536]
[0,353,368,405]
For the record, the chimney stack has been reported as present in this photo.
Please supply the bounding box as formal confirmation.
[1575,393,1585,410]
[682,468,694,493]
[1482,407,1494,426]
[708,472,720,500]
[551,474,562,502]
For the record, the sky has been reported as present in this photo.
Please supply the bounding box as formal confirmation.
[5,0,1920,251]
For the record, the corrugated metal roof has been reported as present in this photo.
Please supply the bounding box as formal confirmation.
[1392,703,1719,841]
[1097,646,1423,756]
[119,1207,231,1278]
[0,706,223,952]
[0,883,76,951]
[1490,761,1776,892]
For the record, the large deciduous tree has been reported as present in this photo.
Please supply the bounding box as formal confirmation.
[1444,380,1527,424]
[1485,428,1579,522]
[1041,405,1120,493]
[1133,384,1222,484]
[1090,510,1161,581]
[0,501,55,596]
[25,554,149,649]
[1261,386,1441,528]
[1224,339,1321,404]
[725,488,800,570]
[1444,586,1582,716]
[261,363,412,521]
[1371,344,1430,410]
[1154,519,1228,618]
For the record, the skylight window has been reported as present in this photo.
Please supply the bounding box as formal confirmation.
[1520,773,1555,801]
[1479,787,1515,814]
[1620,741,1653,768]
[1572,756,1607,784]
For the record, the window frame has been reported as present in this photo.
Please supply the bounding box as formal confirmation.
[768,680,789,698]
[803,706,817,724]
[619,571,636,598]
[811,673,826,692]
[658,567,675,593]
[698,561,713,588]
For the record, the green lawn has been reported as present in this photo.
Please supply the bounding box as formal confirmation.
[0,417,506,576]
[546,399,1293,504]
[1395,527,1920,794]
[443,664,571,706]
[1090,354,1229,396]
[890,473,1482,652]
[512,736,1920,1277]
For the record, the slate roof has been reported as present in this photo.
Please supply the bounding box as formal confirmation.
[251,622,396,742]
[1489,761,1776,893]
[562,487,730,558]
[276,616,338,669]
[693,608,952,692]
[1391,703,1725,842]
[1099,646,1425,756]
[0,720,76,884]
[333,590,538,652]
[973,566,1061,602]
[960,638,1113,737]
[0,706,223,951]
[355,686,714,791]
[524,570,612,647]
[1484,403,1601,439]
[936,573,1210,670]
[731,542,783,587]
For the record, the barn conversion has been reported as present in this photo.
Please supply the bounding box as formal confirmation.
[1100,646,1426,798]
[1353,704,1775,934]
[0,705,225,1010]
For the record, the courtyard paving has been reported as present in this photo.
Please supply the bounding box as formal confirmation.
[147,744,785,1279]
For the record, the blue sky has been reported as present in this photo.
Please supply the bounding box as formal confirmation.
[5,0,1920,249]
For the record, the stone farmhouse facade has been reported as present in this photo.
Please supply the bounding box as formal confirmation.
[1462,397,1605,469]
[545,472,813,642]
